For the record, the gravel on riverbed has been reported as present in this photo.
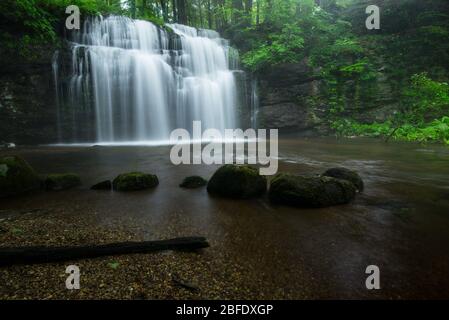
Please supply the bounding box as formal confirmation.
[0,208,293,300]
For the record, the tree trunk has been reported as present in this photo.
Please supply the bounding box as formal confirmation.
[244,0,253,25]
[232,0,244,24]
[207,0,212,28]
[160,0,169,21]
[0,237,209,266]
[256,0,260,25]
[141,0,147,17]
[198,0,204,28]
[214,0,226,30]
[172,0,177,22]
[245,0,253,14]
[177,0,188,24]
[130,0,137,19]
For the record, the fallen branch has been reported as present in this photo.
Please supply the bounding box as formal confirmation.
[0,237,209,267]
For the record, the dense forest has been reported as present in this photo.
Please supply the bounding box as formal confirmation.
[1,0,449,144]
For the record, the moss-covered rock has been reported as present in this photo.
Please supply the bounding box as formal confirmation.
[0,155,41,198]
[269,173,356,208]
[322,167,364,192]
[45,173,81,191]
[112,172,159,191]
[91,180,112,190]
[207,165,267,199]
[180,176,207,188]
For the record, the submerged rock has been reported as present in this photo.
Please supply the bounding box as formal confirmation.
[207,164,267,199]
[322,167,364,192]
[112,172,159,191]
[91,180,112,190]
[180,176,207,189]
[45,173,81,191]
[269,173,356,208]
[0,155,41,198]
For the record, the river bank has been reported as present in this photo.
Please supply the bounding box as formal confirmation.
[1,137,449,299]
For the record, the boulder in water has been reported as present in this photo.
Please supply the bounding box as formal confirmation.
[45,173,81,191]
[207,165,267,199]
[180,176,207,189]
[0,155,41,198]
[112,172,159,191]
[91,180,112,190]
[269,173,356,208]
[322,167,364,192]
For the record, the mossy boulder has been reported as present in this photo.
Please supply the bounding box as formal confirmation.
[112,172,159,191]
[322,167,364,192]
[45,173,81,191]
[0,155,41,198]
[207,164,267,199]
[91,180,112,190]
[180,176,207,188]
[269,173,356,208]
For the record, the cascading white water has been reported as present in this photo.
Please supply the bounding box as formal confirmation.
[250,79,259,129]
[55,16,239,143]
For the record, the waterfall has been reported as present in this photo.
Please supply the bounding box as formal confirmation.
[55,16,240,143]
[51,51,62,142]
[250,79,259,129]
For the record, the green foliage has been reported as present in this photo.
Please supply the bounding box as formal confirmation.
[332,73,449,144]
[11,228,24,235]
[0,0,122,59]
[242,23,305,71]
[107,261,120,269]
[138,11,165,27]
[0,156,41,198]
[331,38,363,55]
[234,0,449,145]
[0,32,46,60]
[402,73,449,123]
[331,119,392,137]
[339,61,367,75]
[40,0,102,16]
[0,0,121,40]
[0,0,57,41]
[241,1,347,72]
[332,117,449,145]
[396,117,449,144]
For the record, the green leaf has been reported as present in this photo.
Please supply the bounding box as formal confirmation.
[0,164,8,177]
[107,261,120,270]
[11,228,23,234]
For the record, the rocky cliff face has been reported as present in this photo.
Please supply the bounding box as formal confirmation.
[255,60,327,135]
[0,43,59,145]
[251,60,398,135]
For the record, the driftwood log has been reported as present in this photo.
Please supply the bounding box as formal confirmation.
[0,237,209,267]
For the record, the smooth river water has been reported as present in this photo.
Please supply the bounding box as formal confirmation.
[1,137,449,299]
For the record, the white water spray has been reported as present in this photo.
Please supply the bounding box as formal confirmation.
[54,16,239,143]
